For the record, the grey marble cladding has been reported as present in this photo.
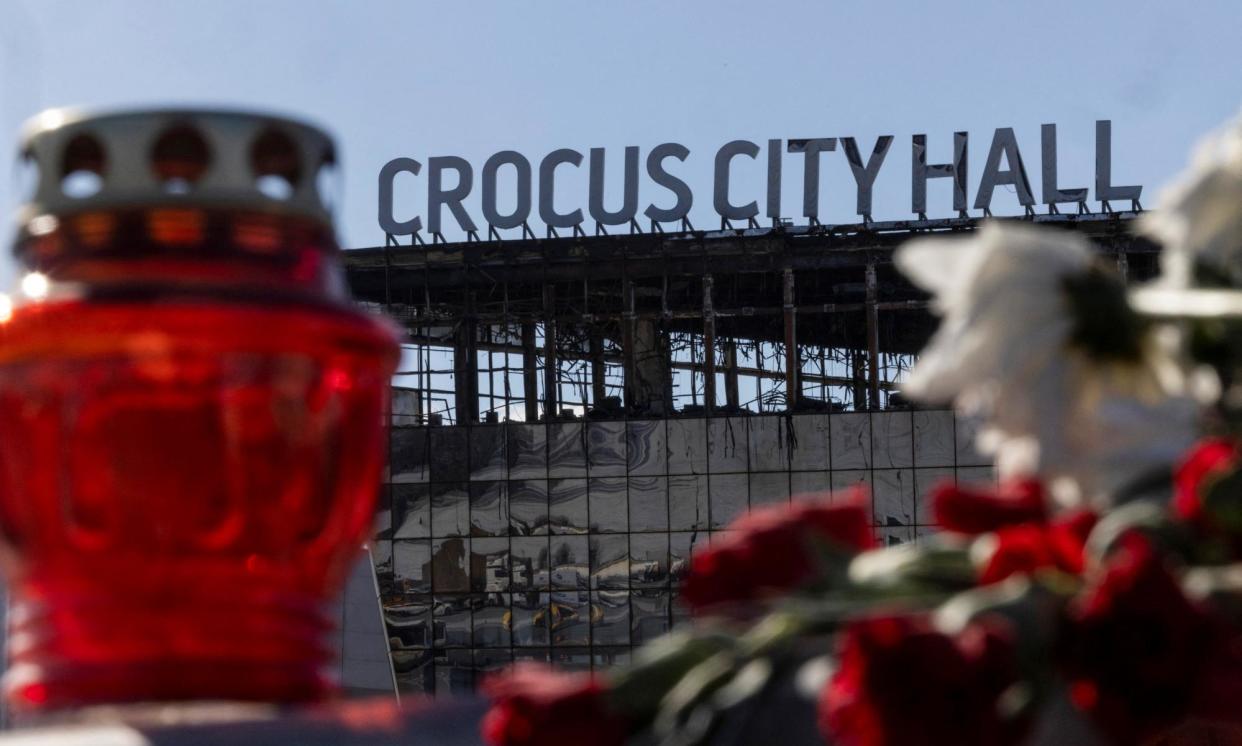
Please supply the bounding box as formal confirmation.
[375,410,991,697]
[506,424,547,479]
[666,418,707,475]
[587,421,627,476]
[548,422,587,477]
[871,411,914,469]
[626,420,667,476]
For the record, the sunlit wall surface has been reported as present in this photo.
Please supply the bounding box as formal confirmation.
[372,410,991,695]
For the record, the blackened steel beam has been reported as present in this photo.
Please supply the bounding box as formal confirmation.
[542,284,558,420]
[455,292,479,424]
[521,322,539,423]
[622,280,637,413]
[724,339,740,411]
[783,267,798,411]
[702,274,716,415]
[590,325,607,408]
[865,262,881,410]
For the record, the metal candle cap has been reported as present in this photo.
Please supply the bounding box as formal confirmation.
[13,108,346,295]
[18,108,337,226]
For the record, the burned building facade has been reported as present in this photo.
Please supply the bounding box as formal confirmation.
[343,212,1153,695]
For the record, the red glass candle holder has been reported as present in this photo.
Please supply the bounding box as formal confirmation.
[0,109,400,713]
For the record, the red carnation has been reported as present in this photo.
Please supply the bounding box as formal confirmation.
[978,509,1097,585]
[1058,533,1214,743]
[1174,438,1238,523]
[1173,438,1242,558]
[481,664,627,746]
[931,478,1048,535]
[680,489,874,611]
[819,615,1030,746]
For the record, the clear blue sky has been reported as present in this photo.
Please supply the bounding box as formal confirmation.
[2,0,1240,267]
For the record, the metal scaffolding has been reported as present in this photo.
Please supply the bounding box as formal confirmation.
[349,212,1155,425]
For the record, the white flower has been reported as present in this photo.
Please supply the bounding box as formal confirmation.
[896,221,1197,506]
[1142,110,1242,288]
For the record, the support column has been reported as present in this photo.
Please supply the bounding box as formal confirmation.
[702,275,716,415]
[865,262,880,411]
[542,284,558,420]
[783,268,798,411]
[725,339,740,411]
[590,326,607,410]
[633,319,669,416]
[521,322,539,423]
[851,349,867,412]
[622,280,637,415]
[454,293,479,424]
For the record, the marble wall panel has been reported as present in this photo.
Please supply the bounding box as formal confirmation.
[430,482,469,538]
[591,590,631,645]
[668,475,710,531]
[548,478,589,534]
[429,428,469,482]
[915,467,956,525]
[390,427,429,483]
[913,410,956,468]
[593,647,631,668]
[955,415,991,467]
[511,593,550,647]
[510,536,549,591]
[551,647,592,672]
[548,422,587,478]
[871,411,914,469]
[630,533,669,589]
[873,468,915,527]
[469,426,507,480]
[508,480,549,535]
[627,420,667,477]
[707,417,749,473]
[589,477,629,533]
[590,534,629,590]
[391,650,434,694]
[708,473,748,528]
[507,424,547,479]
[473,594,511,648]
[512,647,551,665]
[372,539,394,592]
[749,472,790,508]
[748,416,790,472]
[588,421,628,477]
[433,597,472,648]
[830,470,872,503]
[430,537,470,593]
[631,590,670,645]
[373,485,392,540]
[956,465,996,485]
[393,540,431,594]
[667,418,708,475]
[790,471,831,498]
[474,648,513,673]
[470,538,510,592]
[830,413,872,470]
[469,481,508,537]
[550,535,589,589]
[790,414,831,471]
[432,649,475,695]
[877,523,914,547]
[668,532,699,586]
[384,600,432,651]
[392,484,431,539]
[549,591,591,647]
[629,476,669,533]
